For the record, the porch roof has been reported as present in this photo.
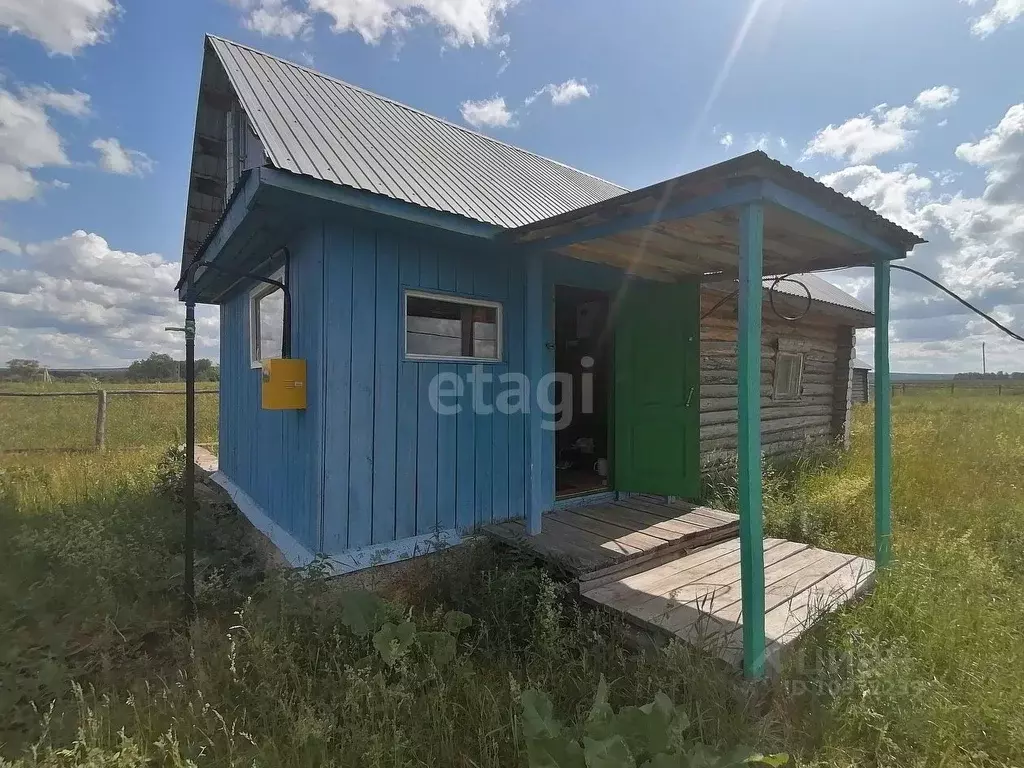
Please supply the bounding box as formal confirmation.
[502,152,925,281]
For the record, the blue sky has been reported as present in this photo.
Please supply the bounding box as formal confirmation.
[1,0,1022,371]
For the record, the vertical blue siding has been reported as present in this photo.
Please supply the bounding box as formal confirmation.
[371,232,400,545]
[347,228,377,550]
[322,223,353,553]
[219,213,635,558]
[218,222,325,552]
[433,245,459,533]
[415,247,441,536]
[506,257,527,522]
[395,239,420,541]
[318,221,529,553]
[453,255,477,532]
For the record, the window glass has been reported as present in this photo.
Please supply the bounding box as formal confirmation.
[774,351,804,399]
[406,293,501,361]
[251,285,284,365]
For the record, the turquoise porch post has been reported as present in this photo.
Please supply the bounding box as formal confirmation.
[738,202,766,679]
[874,259,892,567]
[525,250,544,536]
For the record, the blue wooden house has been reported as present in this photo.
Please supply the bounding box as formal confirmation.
[180,37,922,677]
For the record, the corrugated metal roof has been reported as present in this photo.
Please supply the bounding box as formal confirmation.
[197,37,889,318]
[852,358,872,369]
[208,35,627,230]
[770,273,872,315]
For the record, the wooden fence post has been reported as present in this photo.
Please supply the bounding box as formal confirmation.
[94,389,107,451]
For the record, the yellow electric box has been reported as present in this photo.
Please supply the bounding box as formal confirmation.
[261,358,307,410]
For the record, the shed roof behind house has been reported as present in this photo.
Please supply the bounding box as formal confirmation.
[772,273,872,315]
[852,358,873,370]
[206,36,627,231]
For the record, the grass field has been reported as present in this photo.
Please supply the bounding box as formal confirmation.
[1,394,1023,766]
[0,382,218,452]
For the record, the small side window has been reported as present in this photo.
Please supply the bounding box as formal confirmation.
[405,291,502,362]
[774,351,804,400]
[250,271,285,368]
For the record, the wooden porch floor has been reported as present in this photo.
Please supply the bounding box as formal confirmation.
[580,537,875,667]
[484,496,740,578]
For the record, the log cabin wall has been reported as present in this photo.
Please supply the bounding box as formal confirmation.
[699,290,855,467]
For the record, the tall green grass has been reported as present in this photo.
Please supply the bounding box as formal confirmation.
[1,397,1022,766]
[767,399,1024,766]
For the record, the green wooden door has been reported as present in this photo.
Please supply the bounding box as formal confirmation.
[613,281,700,498]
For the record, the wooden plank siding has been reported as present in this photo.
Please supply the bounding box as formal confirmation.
[851,368,870,403]
[831,327,855,449]
[318,220,528,554]
[219,222,325,552]
[698,291,854,466]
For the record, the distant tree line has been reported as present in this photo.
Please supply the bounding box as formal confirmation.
[2,353,219,384]
[125,353,218,382]
[953,372,1024,380]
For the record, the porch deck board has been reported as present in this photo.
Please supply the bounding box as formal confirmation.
[483,496,739,577]
[580,539,875,668]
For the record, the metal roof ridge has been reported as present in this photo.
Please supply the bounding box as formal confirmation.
[205,34,629,193]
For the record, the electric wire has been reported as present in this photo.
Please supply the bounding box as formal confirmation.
[700,275,813,322]
[890,264,1024,344]
[700,266,1024,345]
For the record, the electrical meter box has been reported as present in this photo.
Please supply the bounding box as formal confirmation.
[261,358,307,410]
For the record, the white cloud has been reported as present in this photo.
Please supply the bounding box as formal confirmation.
[0,234,20,254]
[954,103,1024,204]
[0,83,89,200]
[915,85,961,111]
[962,0,1024,36]
[304,0,516,46]
[820,101,1024,371]
[231,0,310,38]
[460,96,513,128]
[803,86,959,163]
[750,133,771,152]
[0,0,119,55]
[526,78,591,107]
[0,230,218,367]
[821,164,933,234]
[719,132,734,148]
[90,137,154,176]
[0,163,39,201]
[21,85,92,117]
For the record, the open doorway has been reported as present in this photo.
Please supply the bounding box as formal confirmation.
[554,285,613,498]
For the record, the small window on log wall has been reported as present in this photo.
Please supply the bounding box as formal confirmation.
[774,351,804,400]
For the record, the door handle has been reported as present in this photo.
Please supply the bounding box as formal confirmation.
[685,386,694,407]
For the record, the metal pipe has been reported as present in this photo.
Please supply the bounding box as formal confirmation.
[184,299,197,619]
[175,247,292,620]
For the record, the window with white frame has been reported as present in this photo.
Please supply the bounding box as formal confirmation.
[405,291,502,361]
[250,271,285,367]
[774,350,804,400]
